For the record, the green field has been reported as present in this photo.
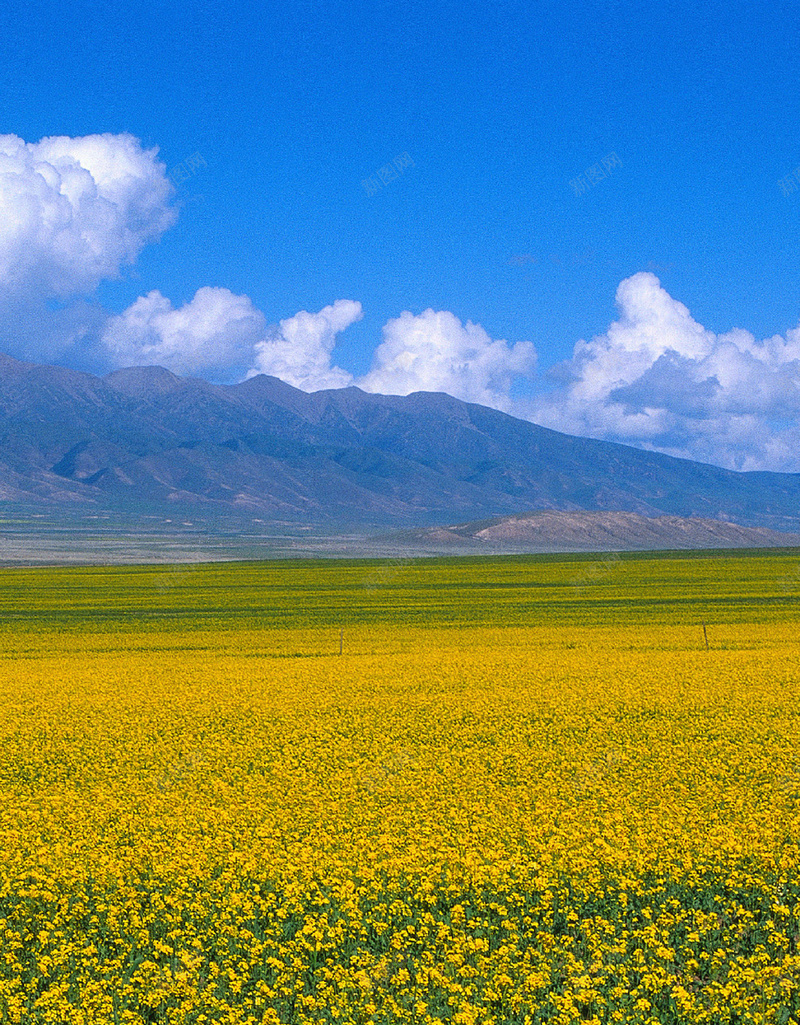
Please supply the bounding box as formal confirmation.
[1,547,800,634]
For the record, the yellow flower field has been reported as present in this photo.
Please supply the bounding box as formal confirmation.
[0,553,799,1023]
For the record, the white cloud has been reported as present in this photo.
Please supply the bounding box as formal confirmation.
[0,132,176,367]
[0,132,175,299]
[102,287,267,382]
[2,132,798,475]
[532,272,800,471]
[248,299,361,390]
[357,308,537,411]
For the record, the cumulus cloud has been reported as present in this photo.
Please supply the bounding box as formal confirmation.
[102,287,268,382]
[532,272,800,471]
[358,308,537,411]
[248,299,361,390]
[2,132,799,474]
[0,132,176,366]
[0,132,175,299]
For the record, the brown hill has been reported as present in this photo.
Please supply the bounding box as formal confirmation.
[395,511,800,552]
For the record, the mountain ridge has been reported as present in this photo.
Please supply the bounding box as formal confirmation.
[1,354,799,531]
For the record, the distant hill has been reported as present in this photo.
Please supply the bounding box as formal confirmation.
[1,352,800,532]
[390,510,800,552]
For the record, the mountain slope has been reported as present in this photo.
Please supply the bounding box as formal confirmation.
[1,353,799,529]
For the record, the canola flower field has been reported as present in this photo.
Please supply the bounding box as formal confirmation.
[1,549,800,1024]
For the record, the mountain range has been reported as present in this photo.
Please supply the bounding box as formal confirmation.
[1,351,800,536]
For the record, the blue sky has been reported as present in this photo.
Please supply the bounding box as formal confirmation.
[3,0,800,471]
